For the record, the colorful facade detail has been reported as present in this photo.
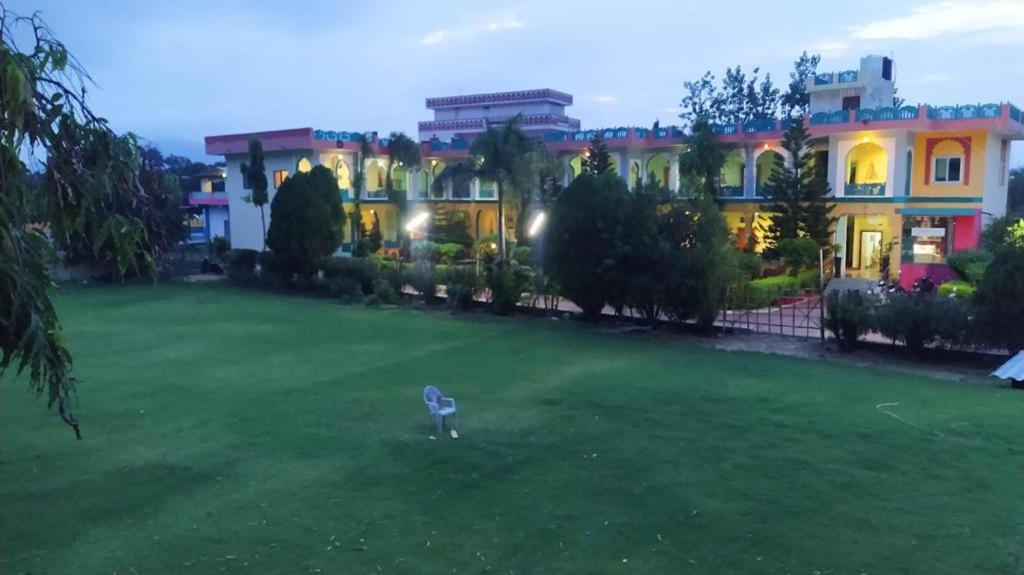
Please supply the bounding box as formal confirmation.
[206,55,1022,287]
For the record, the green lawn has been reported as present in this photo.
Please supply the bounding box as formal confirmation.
[2,283,1022,574]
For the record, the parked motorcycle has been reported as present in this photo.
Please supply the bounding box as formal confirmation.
[911,275,935,294]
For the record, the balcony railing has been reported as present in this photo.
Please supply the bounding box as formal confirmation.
[810,110,851,125]
[188,191,228,205]
[813,70,857,86]
[755,185,770,198]
[855,105,919,122]
[926,103,1002,120]
[844,182,886,197]
[719,185,744,198]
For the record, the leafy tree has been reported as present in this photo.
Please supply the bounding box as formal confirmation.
[609,182,667,322]
[547,172,628,319]
[760,118,834,251]
[745,70,780,121]
[781,52,820,117]
[517,146,564,245]
[266,165,346,280]
[1008,167,1024,214]
[678,117,725,198]
[349,133,375,255]
[1,9,162,436]
[433,205,473,248]
[383,131,421,256]
[582,131,613,175]
[364,210,383,254]
[240,138,269,250]
[975,247,1024,365]
[679,71,721,128]
[433,117,535,260]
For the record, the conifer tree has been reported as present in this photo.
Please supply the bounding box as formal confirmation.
[582,132,612,175]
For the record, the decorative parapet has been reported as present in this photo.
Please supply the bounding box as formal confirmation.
[810,110,851,125]
[838,70,858,83]
[313,130,376,142]
[855,106,919,122]
[814,72,833,86]
[719,185,744,198]
[926,103,1002,120]
[425,89,573,109]
[418,119,486,132]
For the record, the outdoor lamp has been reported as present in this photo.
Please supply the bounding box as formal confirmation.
[528,211,547,237]
[405,211,430,232]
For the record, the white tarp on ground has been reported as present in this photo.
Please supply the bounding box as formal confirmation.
[991,350,1024,381]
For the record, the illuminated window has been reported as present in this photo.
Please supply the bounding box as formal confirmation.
[274,170,289,189]
[933,156,962,183]
[901,216,953,264]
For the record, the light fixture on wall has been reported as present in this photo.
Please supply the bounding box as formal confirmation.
[862,136,870,143]
[527,211,547,237]
[405,211,430,232]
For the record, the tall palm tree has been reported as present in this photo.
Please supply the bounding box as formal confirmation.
[383,132,422,255]
[349,133,375,252]
[433,117,535,260]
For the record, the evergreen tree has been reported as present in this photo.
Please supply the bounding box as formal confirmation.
[582,132,613,175]
[266,166,346,279]
[240,138,269,250]
[760,118,835,252]
[678,117,725,199]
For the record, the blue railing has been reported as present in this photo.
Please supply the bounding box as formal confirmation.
[838,70,858,83]
[844,182,886,197]
[743,118,777,133]
[1011,104,1024,124]
[719,185,744,198]
[544,132,569,142]
[429,140,450,152]
[314,130,375,142]
[364,189,389,200]
[810,110,850,125]
[712,124,738,135]
[855,105,919,122]
[814,72,833,86]
[755,185,770,198]
[652,126,683,139]
[927,103,1002,120]
[451,138,470,150]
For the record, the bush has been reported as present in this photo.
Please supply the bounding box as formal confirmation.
[411,240,442,263]
[409,261,437,302]
[438,242,466,264]
[735,251,763,281]
[224,249,260,285]
[444,265,481,310]
[937,280,976,299]
[323,276,362,303]
[487,261,532,315]
[730,275,801,309]
[796,268,819,290]
[323,256,380,295]
[874,293,971,356]
[209,236,230,260]
[974,247,1024,352]
[266,165,346,280]
[777,237,820,274]
[511,245,533,266]
[946,250,992,284]
[371,278,400,305]
[825,290,875,351]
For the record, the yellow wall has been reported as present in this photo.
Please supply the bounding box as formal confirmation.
[721,151,744,187]
[912,129,985,197]
[846,143,887,184]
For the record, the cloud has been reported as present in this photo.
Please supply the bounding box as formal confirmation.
[589,94,617,104]
[851,0,1024,41]
[900,72,956,86]
[421,17,525,46]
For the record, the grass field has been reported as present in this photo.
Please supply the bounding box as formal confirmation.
[1,283,1022,574]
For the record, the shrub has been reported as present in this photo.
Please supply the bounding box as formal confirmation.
[371,279,400,305]
[874,293,971,356]
[266,165,346,280]
[444,265,481,310]
[735,251,763,281]
[411,240,442,263]
[487,261,532,315]
[224,249,260,285]
[796,268,820,290]
[730,275,801,309]
[511,245,533,266]
[209,236,230,260]
[547,172,629,319]
[409,261,437,302]
[946,249,992,284]
[323,256,380,295]
[825,290,875,351]
[438,242,467,264]
[777,237,820,274]
[937,280,976,299]
[974,247,1024,352]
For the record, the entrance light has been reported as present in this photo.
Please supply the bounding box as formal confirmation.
[528,211,547,237]
[405,211,430,232]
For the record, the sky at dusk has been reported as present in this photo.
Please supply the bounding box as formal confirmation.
[8,0,1024,164]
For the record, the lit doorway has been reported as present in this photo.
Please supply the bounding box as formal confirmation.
[860,231,882,271]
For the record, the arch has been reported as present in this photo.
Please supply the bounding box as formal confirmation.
[366,159,386,192]
[755,150,783,196]
[568,155,582,179]
[478,208,497,237]
[297,157,313,173]
[335,158,351,191]
[719,150,745,197]
[844,142,887,196]
[630,161,640,189]
[391,163,408,191]
[645,153,670,187]
[417,168,429,198]
[430,161,446,198]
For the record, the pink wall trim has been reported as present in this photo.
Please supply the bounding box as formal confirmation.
[899,263,956,290]
[953,210,982,251]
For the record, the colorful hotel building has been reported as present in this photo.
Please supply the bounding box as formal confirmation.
[204,55,1024,287]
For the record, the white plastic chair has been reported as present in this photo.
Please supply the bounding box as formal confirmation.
[423,385,457,434]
